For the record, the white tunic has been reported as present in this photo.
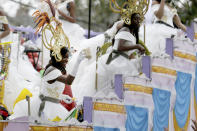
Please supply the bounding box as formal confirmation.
[139,4,179,57]
[41,66,64,99]
[70,30,142,104]
[152,4,177,27]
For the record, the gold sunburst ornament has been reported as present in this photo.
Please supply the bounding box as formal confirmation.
[33,10,70,62]
[110,0,150,25]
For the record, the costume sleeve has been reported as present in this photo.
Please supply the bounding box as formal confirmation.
[105,20,124,38]
[115,31,136,42]
[113,31,136,50]
[151,4,160,14]
[44,67,62,81]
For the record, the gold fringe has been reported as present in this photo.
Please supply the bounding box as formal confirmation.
[174,51,197,62]
[0,122,8,131]
[93,102,126,114]
[0,81,5,105]
[124,84,153,94]
[194,92,197,122]
[152,66,177,76]
[29,126,93,131]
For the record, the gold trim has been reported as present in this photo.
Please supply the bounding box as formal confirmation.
[0,122,8,131]
[194,92,197,124]
[0,80,5,105]
[0,42,12,45]
[29,126,93,131]
[124,84,153,94]
[152,66,177,76]
[93,102,126,114]
[195,33,197,39]
[174,51,197,62]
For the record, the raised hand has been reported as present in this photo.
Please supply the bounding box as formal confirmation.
[136,44,145,55]
[59,94,73,104]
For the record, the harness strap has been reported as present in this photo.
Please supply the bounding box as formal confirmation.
[106,50,129,65]
[38,94,60,117]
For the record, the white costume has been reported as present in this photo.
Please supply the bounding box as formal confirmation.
[139,4,181,57]
[41,66,65,99]
[57,0,86,50]
[71,29,142,104]
[0,16,41,112]
[10,47,86,120]
[10,66,69,120]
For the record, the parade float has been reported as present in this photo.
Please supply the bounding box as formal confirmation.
[0,0,197,131]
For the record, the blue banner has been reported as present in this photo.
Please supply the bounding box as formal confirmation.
[125,105,148,131]
[94,126,120,131]
[174,71,191,128]
[152,88,171,131]
[194,64,197,105]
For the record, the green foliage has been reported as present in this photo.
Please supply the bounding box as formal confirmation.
[75,0,120,32]
[172,0,197,25]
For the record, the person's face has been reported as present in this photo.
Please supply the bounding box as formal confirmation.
[60,52,69,67]
[131,14,141,27]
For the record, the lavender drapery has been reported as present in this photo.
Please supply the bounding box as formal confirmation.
[9,25,40,44]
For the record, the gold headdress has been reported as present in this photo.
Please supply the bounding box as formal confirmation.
[110,0,150,25]
[33,10,70,62]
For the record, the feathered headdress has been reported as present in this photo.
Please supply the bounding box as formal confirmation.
[32,9,70,62]
[110,0,150,25]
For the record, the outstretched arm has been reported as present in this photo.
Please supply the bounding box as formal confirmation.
[48,50,86,85]
[154,0,165,19]
[55,75,74,85]
[47,74,74,85]
[58,2,76,23]
[0,11,10,41]
[173,15,186,32]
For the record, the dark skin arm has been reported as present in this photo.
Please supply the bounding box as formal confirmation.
[173,15,186,32]
[0,11,10,40]
[118,39,145,59]
[47,74,74,85]
[58,2,76,23]
[118,39,145,52]
[44,0,56,17]
[116,27,145,58]
[154,0,165,19]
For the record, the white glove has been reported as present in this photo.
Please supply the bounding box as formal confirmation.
[69,50,86,77]
[59,94,73,104]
